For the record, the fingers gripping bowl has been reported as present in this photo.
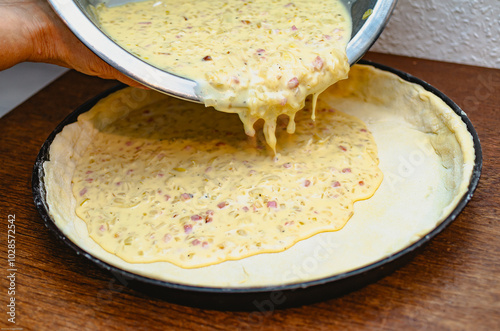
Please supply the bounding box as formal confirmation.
[33,62,481,309]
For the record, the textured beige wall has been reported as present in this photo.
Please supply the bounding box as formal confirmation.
[371,0,500,69]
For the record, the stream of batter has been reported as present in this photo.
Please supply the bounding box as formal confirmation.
[96,0,351,151]
[69,0,382,268]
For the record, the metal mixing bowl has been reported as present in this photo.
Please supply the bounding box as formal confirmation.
[48,0,397,103]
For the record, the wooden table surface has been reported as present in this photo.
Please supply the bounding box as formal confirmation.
[0,52,499,330]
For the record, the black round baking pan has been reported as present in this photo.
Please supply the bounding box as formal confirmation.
[32,60,482,311]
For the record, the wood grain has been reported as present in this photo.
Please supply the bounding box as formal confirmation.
[0,53,499,330]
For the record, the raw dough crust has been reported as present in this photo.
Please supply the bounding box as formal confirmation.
[43,65,474,287]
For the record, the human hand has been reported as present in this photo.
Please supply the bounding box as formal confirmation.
[0,0,143,88]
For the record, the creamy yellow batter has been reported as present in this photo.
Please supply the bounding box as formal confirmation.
[96,0,351,151]
[72,94,382,268]
[44,65,475,286]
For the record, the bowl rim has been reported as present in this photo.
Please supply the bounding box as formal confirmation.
[32,60,482,296]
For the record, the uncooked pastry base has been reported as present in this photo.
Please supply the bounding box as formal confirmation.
[43,65,474,287]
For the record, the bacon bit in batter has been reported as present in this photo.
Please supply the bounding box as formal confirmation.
[291,25,298,31]
[85,178,94,183]
[339,145,347,151]
[79,188,87,196]
[304,179,311,187]
[204,216,213,223]
[202,55,212,61]
[359,181,365,186]
[138,21,151,25]
[202,241,209,248]
[267,201,278,208]
[287,77,299,89]
[181,193,193,201]
[342,168,351,173]
[215,142,226,147]
[284,221,295,226]
[192,239,201,246]
[283,162,292,168]
[313,56,324,70]
[242,206,250,212]
[217,201,228,209]
[360,128,367,132]
[191,215,202,221]
[125,141,133,146]
[85,170,93,175]
[99,225,106,232]
[184,224,193,234]
[332,181,341,187]
[126,169,134,175]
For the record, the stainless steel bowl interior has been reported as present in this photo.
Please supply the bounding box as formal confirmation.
[48,0,396,103]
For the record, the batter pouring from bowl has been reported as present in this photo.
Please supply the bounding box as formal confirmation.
[96,0,352,151]
[1,0,352,155]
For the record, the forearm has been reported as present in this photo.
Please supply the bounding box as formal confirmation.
[0,0,142,86]
[0,1,37,70]
[0,0,78,68]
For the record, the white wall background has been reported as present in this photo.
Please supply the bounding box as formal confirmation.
[371,0,500,69]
